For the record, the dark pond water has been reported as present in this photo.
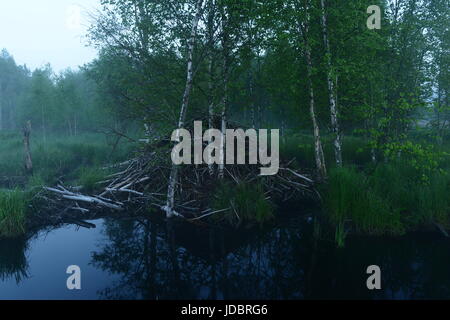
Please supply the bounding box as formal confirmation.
[1,215,450,300]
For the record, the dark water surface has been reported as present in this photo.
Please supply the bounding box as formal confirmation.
[1,216,450,300]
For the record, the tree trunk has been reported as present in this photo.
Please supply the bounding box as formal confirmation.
[208,57,216,176]
[165,0,204,218]
[305,47,327,180]
[250,70,256,129]
[320,0,342,167]
[207,1,215,176]
[23,120,33,176]
[218,6,229,179]
[302,3,327,179]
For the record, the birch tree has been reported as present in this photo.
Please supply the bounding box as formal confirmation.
[320,0,342,167]
[165,0,205,217]
[206,0,219,176]
[218,2,230,179]
[296,0,327,179]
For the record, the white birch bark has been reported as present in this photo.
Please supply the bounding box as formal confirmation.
[208,57,216,176]
[320,0,342,167]
[166,0,204,218]
[302,2,327,179]
[207,1,216,176]
[218,6,229,179]
[305,46,327,180]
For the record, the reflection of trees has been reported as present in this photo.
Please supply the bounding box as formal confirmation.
[91,218,179,299]
[91,218,311,299]
[91,217,450,300]
[306,234,450,300]
[0,236,29,284]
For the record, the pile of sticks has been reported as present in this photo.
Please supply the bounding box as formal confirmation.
[37,141,317,225]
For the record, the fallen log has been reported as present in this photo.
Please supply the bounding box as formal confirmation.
[44,187,123,210]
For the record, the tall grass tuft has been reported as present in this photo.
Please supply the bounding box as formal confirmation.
[0,189,27,238]
[325,161,450,239]
[77,167,110,193]
[371,162,450,228]
[212,181,274,226]
[335,222,348,248]
[325,167,404,236]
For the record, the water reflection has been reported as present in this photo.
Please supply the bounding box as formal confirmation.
[91,218,450,300]
[1,216,449,299]
[0,236,29,284]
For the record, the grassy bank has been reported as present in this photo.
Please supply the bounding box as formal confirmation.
[0,189,26,238]
[0,127,448,240]
[325,165,450,229]
[280,129,450,245]
[0,131,136,237]
[0,131,135,187]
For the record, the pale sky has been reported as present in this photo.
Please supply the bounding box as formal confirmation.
[0,0,101,73]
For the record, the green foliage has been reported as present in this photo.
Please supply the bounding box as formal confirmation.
[211,181,274,226]
[0,133,134,185]
[325,162,450,236]
[335,222,348,249]
[280,133,373,170]
[0,189,27,238]
[325,167,404,236]
[0,0,448,241]
[280,133,316,168]
[0,49,128,139]
[371,162,450,228]
[78,167,109,194]
[25,174,46,199]
[382,141,442,179]
[341,136,373,167]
